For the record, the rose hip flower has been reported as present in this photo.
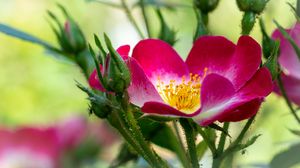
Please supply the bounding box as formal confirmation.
[272,23,300,106]
[89,36,273,126]
[0,127,60,168]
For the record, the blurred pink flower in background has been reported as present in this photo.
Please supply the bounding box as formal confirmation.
[272,23,300,106]
[0,116,118,168]
[0,127,60,168]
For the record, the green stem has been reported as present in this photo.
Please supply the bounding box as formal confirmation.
[213,117,255,168]
[172,121,191,168]
[217,122,229,154]
[139,0,151,38]
[126,107,168,168]
[120,0,145,39]
[233,116,255,146]
[277,75,300,124]
[180,119,199,168]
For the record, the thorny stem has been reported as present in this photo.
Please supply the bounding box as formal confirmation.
[172,121,191,168]
[277,75,300,124]
[117,93,168,168]
[180,119,200,168]
[120,0,146,39]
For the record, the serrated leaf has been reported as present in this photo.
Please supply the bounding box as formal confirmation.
[0,23,56,50]
[270,143,300,168]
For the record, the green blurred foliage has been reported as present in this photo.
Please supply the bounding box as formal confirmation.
[0,0,300,167]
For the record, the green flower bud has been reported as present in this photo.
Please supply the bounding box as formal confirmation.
[241,11,256,35]
[104,34,131,93]
[259,19,276,59]
[62,20,87,53]
[194,0,220,13]
[237,0,268,14]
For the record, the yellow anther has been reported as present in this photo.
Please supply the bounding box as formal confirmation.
[156,71,208,114]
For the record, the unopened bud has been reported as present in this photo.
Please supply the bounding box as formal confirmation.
[104,35,131,93]
[62,20,86,53]
[237,0,268,14]
[194,0,220,14]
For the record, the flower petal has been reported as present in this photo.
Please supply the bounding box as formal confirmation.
[132,39,189,83]
[272,23,300,79]
[274,73,300,106]
[186,36,261,89]
[117,45,130,59]
[127,58,164,107]
[218,98,263,122]
[193,73,236,124]
[197,68,272,126]
[141,101,199,117]
[186,36,236,76]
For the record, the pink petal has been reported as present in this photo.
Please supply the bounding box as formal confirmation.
[186,36,236,76]
[272,23,300,79]
[127,58,164,107]
[198,68,272,126]
[141,101,199,117]
[274,73,300,106]
[186,36,261,89]
[193,73,236,124]
[218,98,263,122]
[132,39,189,83]
[116,45,130,59]
[88,67,105,91]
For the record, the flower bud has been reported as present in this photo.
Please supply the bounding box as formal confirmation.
[241,11,256,35]
[62,20,87,54]
[236,0,268,14]
[105,56,131,93]
[104,35,131,93]
[194,0,220,14]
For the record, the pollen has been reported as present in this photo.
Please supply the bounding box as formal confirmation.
[156,68,208,114]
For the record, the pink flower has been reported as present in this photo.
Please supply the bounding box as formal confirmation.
[89,36,273,126]
[272,23,300,105]
[0,127,60,168]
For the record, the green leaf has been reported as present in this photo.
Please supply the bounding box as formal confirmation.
[196,141,208,160]
[0,23,56,50]
[274,20,300,61]
[270,143,300,168]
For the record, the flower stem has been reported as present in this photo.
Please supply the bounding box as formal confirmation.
[212,117,255,168]
[120,0,145,39]
[180,119,199,168]
[216,122,229,154]
[277,75,300,124]
[172,121,191,168]
[139,0,152,38]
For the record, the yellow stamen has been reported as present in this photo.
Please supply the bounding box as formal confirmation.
[156,69,208,114]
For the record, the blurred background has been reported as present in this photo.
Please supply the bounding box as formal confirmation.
[0,0,299,167]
